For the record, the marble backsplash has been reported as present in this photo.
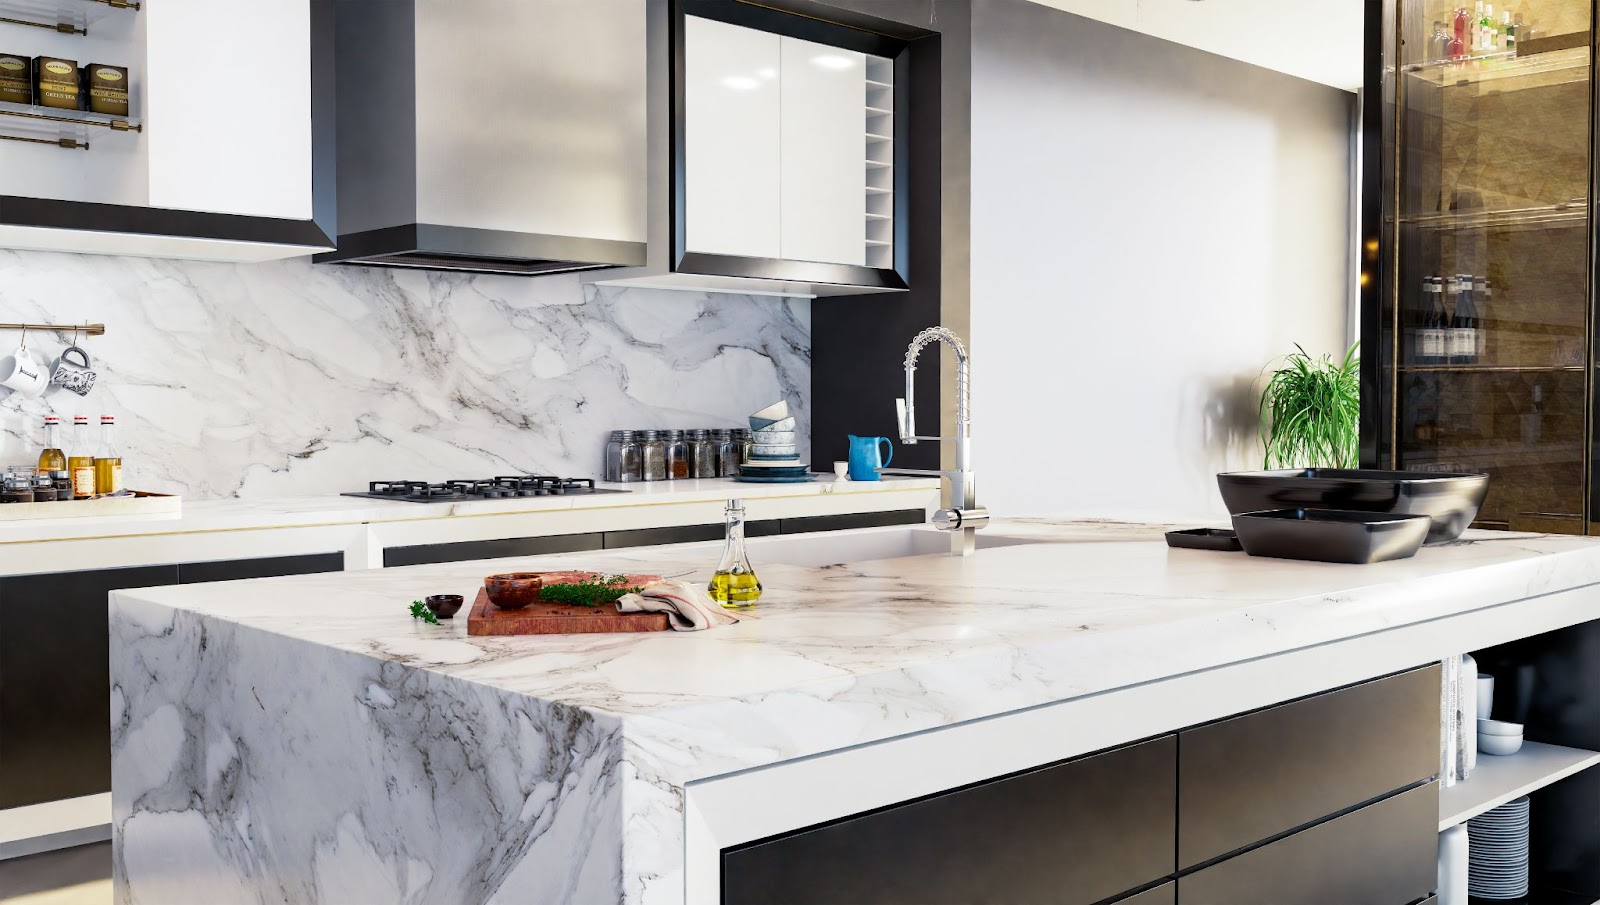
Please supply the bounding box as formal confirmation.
[0,250,810,499]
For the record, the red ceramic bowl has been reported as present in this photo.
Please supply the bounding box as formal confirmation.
[483,573,544,610]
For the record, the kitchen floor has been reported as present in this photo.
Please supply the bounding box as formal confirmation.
[0,843,111,904]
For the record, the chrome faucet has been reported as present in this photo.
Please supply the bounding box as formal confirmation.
[880,327,989,555]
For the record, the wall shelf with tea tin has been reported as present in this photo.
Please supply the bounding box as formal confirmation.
[0,0,336,262]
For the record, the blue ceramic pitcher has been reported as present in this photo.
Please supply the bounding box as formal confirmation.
[847,435,893,481]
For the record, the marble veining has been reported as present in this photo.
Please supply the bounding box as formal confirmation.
[110,521,1600,904]
[0,251,810,500]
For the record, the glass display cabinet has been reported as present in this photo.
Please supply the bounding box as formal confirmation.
[1366,0,1597,534]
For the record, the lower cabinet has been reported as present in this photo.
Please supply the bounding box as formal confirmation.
[0,554,342,810]
[1177,781,1439,905]
[721,735,1177,905]
[0,566,178,809]
[721,667,1443,905]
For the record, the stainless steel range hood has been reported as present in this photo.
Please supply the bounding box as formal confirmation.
[316,0,648,276]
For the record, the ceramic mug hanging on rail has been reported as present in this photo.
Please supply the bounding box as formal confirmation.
[50,326,96,397]
[0,328,48,398]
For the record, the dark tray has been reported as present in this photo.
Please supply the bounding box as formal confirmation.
[1217,469,1488,544]
[1165,528,1242,552]
[1231,509,1431,564]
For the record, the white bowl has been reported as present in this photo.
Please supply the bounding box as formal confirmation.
[754,419,797,435]
[1478,732,1523,756]
[1478,718,1523,737]
[748,402,790,431]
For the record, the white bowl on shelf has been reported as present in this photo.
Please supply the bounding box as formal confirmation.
[1478,731,1523,756]
[1478,718,1523,737]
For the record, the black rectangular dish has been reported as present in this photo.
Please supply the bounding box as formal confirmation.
[1165,528,1243,552]
[1217,469,1488,543]
[1231,509,1432,564]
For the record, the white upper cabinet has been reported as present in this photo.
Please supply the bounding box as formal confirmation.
[681,14,889,271]
[684,16,781,259]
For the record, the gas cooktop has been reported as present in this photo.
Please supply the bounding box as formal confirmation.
[342,476,627,503]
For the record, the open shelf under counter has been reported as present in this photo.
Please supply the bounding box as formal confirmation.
[1439,740,1600,831]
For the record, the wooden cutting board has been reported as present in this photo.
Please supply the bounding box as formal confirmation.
[466,587,670,636]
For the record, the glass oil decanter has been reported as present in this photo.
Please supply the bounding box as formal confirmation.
[708,499,762,608]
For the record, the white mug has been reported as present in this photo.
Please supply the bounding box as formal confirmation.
[0,342,48,398]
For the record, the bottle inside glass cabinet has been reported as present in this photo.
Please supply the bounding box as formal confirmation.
[708,499,761,607]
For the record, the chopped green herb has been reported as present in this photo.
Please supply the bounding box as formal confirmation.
[538,574,643,607]
[409,599,439,625]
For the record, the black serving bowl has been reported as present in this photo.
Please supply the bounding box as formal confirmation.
[424,594,464,619]
[1217,469,1488,544]
[1231,509,1431,564]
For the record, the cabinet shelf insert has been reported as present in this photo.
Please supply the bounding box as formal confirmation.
[1395,199,1588,230]
[1438,740,1600,830]
[1398,364,1586,373]
[1402,44,1588,88]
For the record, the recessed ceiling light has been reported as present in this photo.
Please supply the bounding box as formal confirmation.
[811,54,855,70]
[721,75,761,91]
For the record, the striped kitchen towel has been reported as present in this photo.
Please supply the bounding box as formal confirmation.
[617,580,740,631]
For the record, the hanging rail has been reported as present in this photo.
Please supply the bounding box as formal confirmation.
[0,14,86,34]
[0,322,104,335]
[0,133,87,150]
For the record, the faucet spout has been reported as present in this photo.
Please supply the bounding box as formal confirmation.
[886,326,985,554]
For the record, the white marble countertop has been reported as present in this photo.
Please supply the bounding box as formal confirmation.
[0,475,936,545]
[108,519,1600,903]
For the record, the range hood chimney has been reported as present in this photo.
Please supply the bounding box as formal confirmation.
[316,0,647,276]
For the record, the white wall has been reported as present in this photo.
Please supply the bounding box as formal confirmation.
[1025,0,1366,91]
[971,0,1354,521]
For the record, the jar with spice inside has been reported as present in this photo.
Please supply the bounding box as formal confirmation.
[734,428,753,466]
[640,430,668,482]
[689,429,717,478]
[3,466,36,504]
[604,430,642,483]
[713,428,740,477]
[665,429,691,480]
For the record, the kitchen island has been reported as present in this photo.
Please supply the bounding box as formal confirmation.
[108,521,1600,903]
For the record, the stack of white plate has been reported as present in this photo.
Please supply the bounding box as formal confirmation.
[739,402,812,483]
[1467,796,1529,900]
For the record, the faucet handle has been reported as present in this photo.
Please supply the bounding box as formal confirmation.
[896,397,914,444]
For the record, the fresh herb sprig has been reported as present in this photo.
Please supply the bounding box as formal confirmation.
[538,574,643,607]
[409,600,440,625]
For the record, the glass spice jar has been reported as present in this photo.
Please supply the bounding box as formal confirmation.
[713,428,740,477]
[689,429,717,478]
[607,430,641,483]
[640,430,668,482]
[735,428,753,466]
[665,429,691,480]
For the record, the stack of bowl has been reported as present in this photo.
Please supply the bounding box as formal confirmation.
[737,402,811,483]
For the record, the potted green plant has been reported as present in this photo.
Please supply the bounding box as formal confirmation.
[1260,343,1360,469]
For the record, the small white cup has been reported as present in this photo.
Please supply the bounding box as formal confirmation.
[0,342,48,398]
[833,460,849,480]
[1476,674,1494,720]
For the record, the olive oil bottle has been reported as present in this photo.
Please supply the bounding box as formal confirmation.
[708,499,761,607]
[37,415,65,473]
[68,415,96,499]
[94,415,123,496]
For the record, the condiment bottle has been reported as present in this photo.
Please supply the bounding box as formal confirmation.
[689,429,717,478]
[708,499,761,607]
[713,428,739,477]
[68,415,96,499]
[665,429,691,480]
[94,415,124,497]
[38,415,65,473]
[640,430,667,482]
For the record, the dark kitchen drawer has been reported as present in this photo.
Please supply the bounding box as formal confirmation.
[178,552,343,584]
[721,734,1176,905]
[0,565,180,808]
[778,509,924,534]
[382,533,602,567]
[1178,665,1439,868]
[1115,881,1175,905]
[1177,781,1438,904]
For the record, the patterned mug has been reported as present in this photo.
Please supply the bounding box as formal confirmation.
[50,345,97,397]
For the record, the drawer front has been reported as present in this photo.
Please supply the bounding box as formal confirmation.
[722,734,1176,905]
[1178,781,1438,905]
[1179,665,1439,867]
[1116,882,1175,905]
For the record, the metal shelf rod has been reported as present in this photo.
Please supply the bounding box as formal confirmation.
[0,322,104,336]
[0,107,140,132]
[0,133,86,150]
[0,15,86,34]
